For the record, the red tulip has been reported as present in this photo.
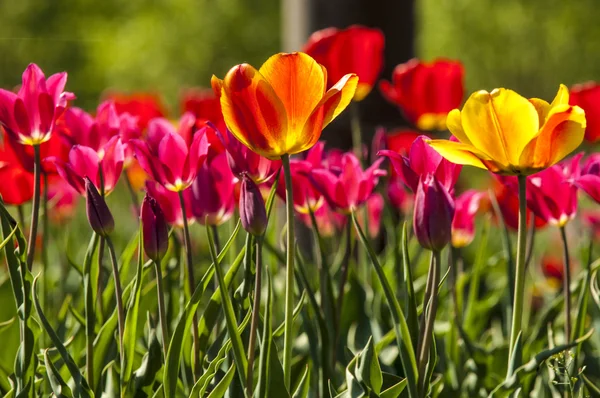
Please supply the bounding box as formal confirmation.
[276,142,325,214]
[570,82,600,142]
[129,113,210,192]
[451,190,487,248]
[3,128,71,175]
[0,63,74,146]
[105,91,166,130]
[526,155,581,227]
[304,25,385,101]
[311,152,385,212]
[379,135,462,194]
[573,153,600,204]
[0,132,34,205]
[190,152,236,226]
[181,88,226,133]
[385,129,422,156]
[414,174,455,251]
[379,59,464,131]
[225,130,281,183]
[541,255,564,289]
[145,181,193,228]
[493,176,547,230]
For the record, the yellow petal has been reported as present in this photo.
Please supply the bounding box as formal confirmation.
[445,108,473,145]
[550,84,569,107]
[461,88,539,166]
[426,139,490,170]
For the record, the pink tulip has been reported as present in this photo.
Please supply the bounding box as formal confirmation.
[414,174,455,251]
[582,211,600,241]
[451,190,487,248]
[190,152,236,226]
[146,181,193,228]
[299,202,347,237]
[379,135,461,194]
[276,142,326,214]
[526,155,581,227]
[130,113,210,192]
[363,193,384,238]
[224,130,281,183]
[311,151,385,213]
[573,153,600,204]
[387,177,413,214]
[0,63,74,146]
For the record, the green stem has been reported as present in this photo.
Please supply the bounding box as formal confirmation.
[83,233,100,390]
[559,225,572,343]
[417,250,441,394]
[17,205,25,229]
[177,190,201,380]
[416,252,436,359]
[350,102,362,160]
[154,260,169,360]
[333,217,352,368]
[508,175,528,368]
[96,238,105,321]
[281,154,295,389]
[26,144,41,270]
[105,236,126,369]
[246,237,263,396]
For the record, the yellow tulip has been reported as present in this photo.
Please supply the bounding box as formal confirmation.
[427,84,586,175]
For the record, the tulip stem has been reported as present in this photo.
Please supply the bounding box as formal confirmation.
[508,175,528,371]
[246,237,263,396]
[417,250,441,394]
[177,190,201,380]
[333,217,353,367]
[105,237,126,368]
[416,252,436,358]
[26,144,41,271]
[83,232,100,391]
[281,154,295,389]
[350,102,362,160]
[153,260,169,359]
[559,225,572,343]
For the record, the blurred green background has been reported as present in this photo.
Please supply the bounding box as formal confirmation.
[1,0,599,112]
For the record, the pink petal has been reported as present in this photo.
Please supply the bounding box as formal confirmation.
[147,118,174,152]
[130,139,166,185]
[100,136,125,193]
[158,132,189,188]
[69,145,100,187]
[51,157,86,195]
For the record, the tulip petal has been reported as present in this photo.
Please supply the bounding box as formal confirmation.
[219,63,288,158]
[0,89,17,134]
[69,145,100,187]
[550,84,570,107]
[52,158,86,194]
[445,108,473,146]
[426,139,490,171]
[574,174,600,204]
[461,88,539,166]
[183,128,210,185]
[259,52,325,134]
[130,139,167,185]
[158,132,188,189]
[100,136,125,193]
[46,72,68,104]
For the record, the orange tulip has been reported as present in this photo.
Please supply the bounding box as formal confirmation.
[211,52,358,159]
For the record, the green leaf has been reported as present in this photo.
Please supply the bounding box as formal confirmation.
[122,223,146,385]
[207,364,236,398]
[356,337,383,395]
[351,211,418,398]
[32,275,94,398]
[573,237,594,360]
[256,270,273,398]
[164,237,245,398]
[464,220,489,335]
[132,317,163,393]
[506,331,522,377]
[292,366,310,398]
[0,224,17,251]
[273,291,307,338]
[380,377,407,398]
[206,223,248,391]
[44,350,74,398]
[401,223,419,352]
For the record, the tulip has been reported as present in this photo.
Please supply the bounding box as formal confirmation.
[569,82,600,142]
[385,129,422,157]
[387,177,413,214]
[211,52,358,159]
[46,176,78,224]
[225,130,281,183]
[427,85,586,175]
[493,176,547,231]
[181,88,226,133]
[239,175,268,236]
[299,202,347,238]
[129,113,210,192]
[526,155,581,227]
[413,174,455,252]
[380,59,464,131]
[365,193,384,238]
[190,152,236,226]
[0,134,34,205]
[303,25,385,101]
[84,177,114,237]
[106,91,166,130]
[146,181,193,228]
[451,190,487,248]
[141,194,169,262]
[0,63,74,146]
[541,255,564,289]
[573,153,600,204]
[379,135,461,193]
[4,129,71,175]
[311,152,386,213]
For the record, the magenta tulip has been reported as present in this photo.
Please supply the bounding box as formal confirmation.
[573,153,600,204]
[145,181,194,228]
[414,174,455,252]
[311,151,385,213]
[0,63,74,146]
[239,174,268,236]
[190,152,236,226]
[141,194,169,262]
[451,190,487,248]
[225,130,281,183]
[130,112,210,192]
[85,177,114,237]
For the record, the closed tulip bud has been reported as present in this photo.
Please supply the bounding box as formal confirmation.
[85,177,114,237]
[413,174,454,252]
[239,174,267,236]
[141,194,169,262]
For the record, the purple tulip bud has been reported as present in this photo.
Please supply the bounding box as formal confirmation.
[239,174,267,236]
[141,194,169,262]
[413,174,455,252]
[85,177,114,237]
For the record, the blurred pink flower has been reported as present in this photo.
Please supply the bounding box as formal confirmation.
[299,202,347,237]
[573,153,600,204]
[451,189,487,248]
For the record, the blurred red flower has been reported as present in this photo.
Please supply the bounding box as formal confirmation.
[570,82,600,142]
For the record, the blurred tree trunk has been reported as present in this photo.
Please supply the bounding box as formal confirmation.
[282,0,415,150]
